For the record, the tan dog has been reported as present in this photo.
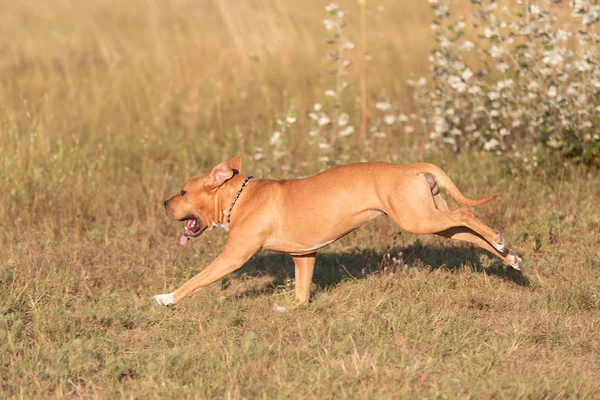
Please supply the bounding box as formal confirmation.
[154,156,521,307]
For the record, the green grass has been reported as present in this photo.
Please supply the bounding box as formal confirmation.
[1,0,600,398]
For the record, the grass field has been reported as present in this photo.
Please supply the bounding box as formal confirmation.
[1,0,600,398]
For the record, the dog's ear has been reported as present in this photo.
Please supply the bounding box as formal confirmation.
[208,160,235,187]
[229,156,242,174]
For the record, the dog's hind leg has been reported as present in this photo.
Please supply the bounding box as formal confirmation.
[432,185,512,259]
[272,252,316,312]
[383,176,505,253]
[432,191,450,212]
[293,252,316,306]
[435,227,523,270]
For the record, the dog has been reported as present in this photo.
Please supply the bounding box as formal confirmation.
[154,156,521,307]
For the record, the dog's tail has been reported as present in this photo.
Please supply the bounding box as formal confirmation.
[415,163,497,207]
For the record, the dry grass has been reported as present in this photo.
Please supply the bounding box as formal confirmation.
[1,0,599,398]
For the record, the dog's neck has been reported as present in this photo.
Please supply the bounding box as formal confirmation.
[212,175,250,227]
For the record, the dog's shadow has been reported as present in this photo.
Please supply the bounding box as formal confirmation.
[226,241,530,300]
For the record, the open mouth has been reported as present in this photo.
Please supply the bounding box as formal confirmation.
[179,216,202,246]
[184,217,202,236]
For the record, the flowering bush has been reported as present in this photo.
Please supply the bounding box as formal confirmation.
[412,0,600,167]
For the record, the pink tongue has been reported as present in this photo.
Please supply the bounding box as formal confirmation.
[179,235,189,246]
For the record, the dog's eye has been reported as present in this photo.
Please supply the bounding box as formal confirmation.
[180,190,186,196]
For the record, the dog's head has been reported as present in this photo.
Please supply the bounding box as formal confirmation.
[163,156,242,245]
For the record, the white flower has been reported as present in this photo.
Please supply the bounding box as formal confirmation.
[373,131,386,138]
[343,41,354,49]
[489,45,504,58]
[323,19,338,31]
[440,36,451,48]
[319,156,330,163]
[543,50,562,66]
[308,112,319,121]
[286,115,297,124]
[338,126,355,137]
[548,85,558,97]
[468,85,481,95]
[448,75,466,92]
[488,91,500,100]
[384,115,396,125]
[500,128,510,136]
[484,27,495,38]
[459,40,474,51]
[404,126,415,134]
[530,4,540,16]
[325,90,336,97]
[498,79,514,89]
[325,3,338,12]
[375,102,391,111]
[318,142,330,150]
[461,68,473,81]
[450,128,462,136]
[434,5,448,17]
[574,60,592,72]
[318,115,331,126]
[270,131,281,145]
[433,116,448,134]
[254,153,264,160]
[483,138,500,151]
[490,110,500,117]
[417,77,427,86]
[338,112,349,126]
[442,137,456,145]
[313,103,322,111]
[556,30,569,41]
[496,62,509,73]
[398,114,409,122]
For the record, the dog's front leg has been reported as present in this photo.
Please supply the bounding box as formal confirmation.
[154,238,260,306]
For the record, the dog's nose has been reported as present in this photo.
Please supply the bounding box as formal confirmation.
[163,200,168,208]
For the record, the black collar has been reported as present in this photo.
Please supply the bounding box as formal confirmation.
[227,176,254,224]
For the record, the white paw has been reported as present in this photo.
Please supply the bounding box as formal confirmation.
[494,229,506,252]
[508,250,522,270]
[154,292,176,306]
[273,304,286,313]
